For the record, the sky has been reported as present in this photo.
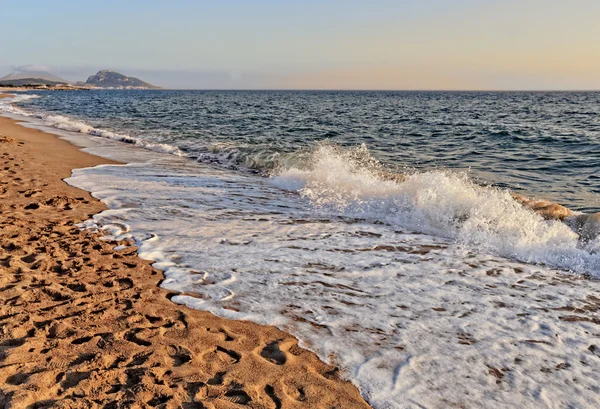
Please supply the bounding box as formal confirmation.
[1,0,599,90]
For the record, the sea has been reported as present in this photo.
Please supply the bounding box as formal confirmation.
[1,90,600,409]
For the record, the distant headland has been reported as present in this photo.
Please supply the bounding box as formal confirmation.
[0,69,160,90]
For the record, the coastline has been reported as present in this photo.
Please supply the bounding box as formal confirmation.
[2,90,600,408]
[0,114,370,408]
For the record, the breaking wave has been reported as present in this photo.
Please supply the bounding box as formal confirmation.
[272,144,600,274]
[3,92,599,274]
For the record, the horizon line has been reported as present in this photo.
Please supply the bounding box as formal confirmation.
[93,88,600,92]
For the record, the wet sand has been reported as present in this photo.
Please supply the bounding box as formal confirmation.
[0,114,370,409]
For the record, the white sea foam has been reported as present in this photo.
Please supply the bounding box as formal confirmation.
[42,114,187,156]
[0,93,40,116]
[65,147,600,409]
[272,144,600,274]
[0,93,186,157]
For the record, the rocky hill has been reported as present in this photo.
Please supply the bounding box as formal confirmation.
[85,70,160,89]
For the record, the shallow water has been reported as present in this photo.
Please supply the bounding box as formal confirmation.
[2,91,600,408]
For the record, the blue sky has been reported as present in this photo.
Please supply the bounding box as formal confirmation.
[1,0,599,89]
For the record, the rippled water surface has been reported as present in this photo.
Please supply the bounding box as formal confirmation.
[20,90,600,212]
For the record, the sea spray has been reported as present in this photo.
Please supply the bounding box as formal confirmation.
[66,153,600,409]
[272,144,600,273]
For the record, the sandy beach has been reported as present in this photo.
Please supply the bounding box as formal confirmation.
[2,0,600,406]
[0,110,370,408]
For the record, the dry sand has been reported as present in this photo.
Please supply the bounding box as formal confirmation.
[0,114,370,409]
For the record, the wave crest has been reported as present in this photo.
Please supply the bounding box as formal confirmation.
[272,144,600,274]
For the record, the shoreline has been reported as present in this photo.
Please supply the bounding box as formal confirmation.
[2,91,600,407]
[0,115,370,408]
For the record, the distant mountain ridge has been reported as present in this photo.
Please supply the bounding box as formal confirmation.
[0,70,70,84]
[0,68,160,90]
[84,70,160,89]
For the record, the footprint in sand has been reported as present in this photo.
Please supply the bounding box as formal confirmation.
[6,372,30,385]
[20,254,37,264]
[186,381,208,404]
[66,283,87,292]
[124,329,152,347]
[116,277,134,289]
[61,371,91,389]
[126,351,152,367]
[207,371,226,385]
[260,340,287,365]
[283,382,308,402]
[224,389,251,405]
[69,353,97,367]
[218,328,236,342]
[264,384,283,409]
[21,189,41,198]
[216,346,241,364]
[166,345,192,366]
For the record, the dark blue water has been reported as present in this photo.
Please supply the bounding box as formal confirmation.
[19,90,600,212]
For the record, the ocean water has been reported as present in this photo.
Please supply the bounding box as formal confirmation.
[14,90,600,213]
[2,90,600,408]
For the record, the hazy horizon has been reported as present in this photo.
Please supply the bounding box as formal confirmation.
[1,0,599,90]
